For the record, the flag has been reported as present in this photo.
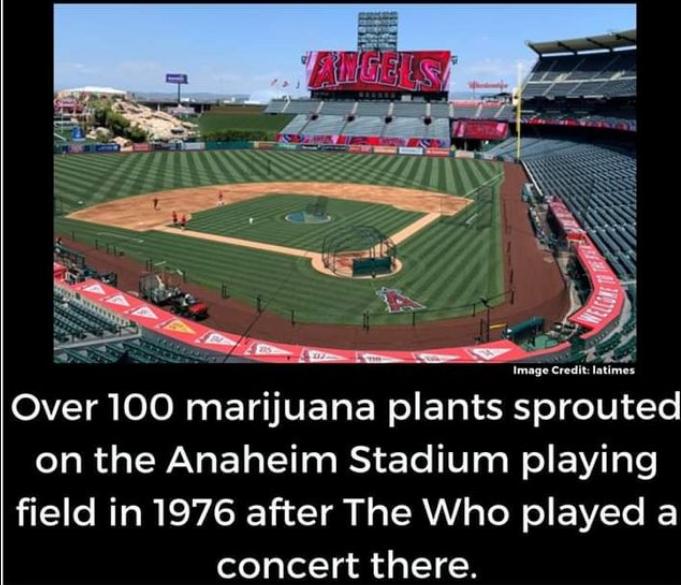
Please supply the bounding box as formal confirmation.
[282,81,289,87]
[270,78,278,86]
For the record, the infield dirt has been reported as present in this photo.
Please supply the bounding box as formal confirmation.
[67,182,470,231]
[57,163,571,350]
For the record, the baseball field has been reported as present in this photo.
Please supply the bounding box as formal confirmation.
[54,149,506,326]
[198,112,294,136]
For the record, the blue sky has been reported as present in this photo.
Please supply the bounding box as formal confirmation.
[55,4,636,99]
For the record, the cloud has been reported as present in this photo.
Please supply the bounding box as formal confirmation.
[56,62,100,75]
[247,88,292,104]
[116,60,163,75]
[210,72,243,84]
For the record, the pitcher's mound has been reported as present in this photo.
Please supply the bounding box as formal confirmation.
[285,211,332,224]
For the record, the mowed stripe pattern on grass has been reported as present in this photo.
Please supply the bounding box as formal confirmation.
[54,150,501,214]
[55,190,503,326]
[198,113,294,135]
[54,151,505,325]
[186,194,423,252]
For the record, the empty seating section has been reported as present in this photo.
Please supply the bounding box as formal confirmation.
[320,101,355,115]
[430,103,450,117]
[278,99,321,115]
[487,137,577,159]
[53,286,251,363]
[55,333,228,364]
[280,114,310,134]
[342,116,385,136]
[522,84,549,98]
[54,286,134,344]
[426,118,451,141]
[517,138,636,279]
[382,117,429,139]
[495,104,514,120]
[355,101,390,116]
[523,49,636,99]
[549,82,582,97]
[451,105,479,118]
[392,102,426,117]
[300,115,346,135]
[263,100,288,114]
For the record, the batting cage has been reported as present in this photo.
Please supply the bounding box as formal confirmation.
[322,225,397,278]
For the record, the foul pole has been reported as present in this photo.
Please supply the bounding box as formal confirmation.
[515,62,523,161]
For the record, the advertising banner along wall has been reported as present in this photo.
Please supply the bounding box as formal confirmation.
[398,146,424,156]
[182,142,206,151]
[426,147,450,157]
[132,143,152,152]
[452,120,509,141]
[305,51,451,93]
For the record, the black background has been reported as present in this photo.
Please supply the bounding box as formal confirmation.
[4,1,681,583]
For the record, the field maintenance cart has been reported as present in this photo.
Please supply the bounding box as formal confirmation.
[138,271,208,320]
[55,241,118,286]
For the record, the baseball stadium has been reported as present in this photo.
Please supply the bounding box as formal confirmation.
[53,9,636,364]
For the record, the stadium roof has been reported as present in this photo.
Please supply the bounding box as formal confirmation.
[527,29,636,56]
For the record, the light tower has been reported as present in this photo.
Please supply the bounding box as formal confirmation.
[357,11,398,51]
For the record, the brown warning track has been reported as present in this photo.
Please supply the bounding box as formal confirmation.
[57,162,570,351]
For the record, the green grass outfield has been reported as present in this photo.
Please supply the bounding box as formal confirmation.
[198,113,293,136]
[54,150,505,325]
[186,194,423,252]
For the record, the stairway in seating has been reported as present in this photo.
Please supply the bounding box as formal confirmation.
[474,103,483,119]
[426,102,432,117]
[315,101,324,114]
[351,101,359,115]
[387,102,395,116]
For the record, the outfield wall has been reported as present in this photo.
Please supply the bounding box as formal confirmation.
[54,140,508,161]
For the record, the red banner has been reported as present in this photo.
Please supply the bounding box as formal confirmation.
[468,81,508,90]
[132,143,152,152]
[373,146,398,155]
[426,147,450,157]
[522,117,636,132]
[548,198,585,242]
[279,134,448,148]
[569,242,625,333]
[349,144,374,154]
[63,279,535,363]
[305,51,451,93]
[453,120,509,141]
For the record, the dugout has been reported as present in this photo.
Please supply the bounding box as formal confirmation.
[503,316,545,342]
